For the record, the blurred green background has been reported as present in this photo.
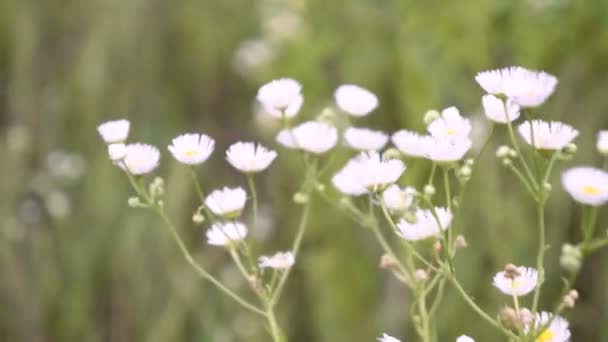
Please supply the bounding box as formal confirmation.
[1,0,608,341]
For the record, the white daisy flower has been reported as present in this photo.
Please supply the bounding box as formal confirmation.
[492,266,538,296]
[108,143,127,161]
[332,151,406,194]
[597,130,608,155]
[226,142,277,173]
[456,336,475,342]
[526,312,571,342]
[205,187,247,218]
[276,121,338,154]
[334,84,379,116]
[343,127,388,151]
[377,333,401,342]
[562,167,608,206]
[206,222,248,246]
[382,185,416,211]
[259,251,295,270]
[518,120,578,151]
[392,130,432,158]
[397,207,452,241]
[424,137,472,163]
[482,94,521,124]
[427,107,472,139]
[119,143,160,175]
[475,66,558,107]
[97,119,130,144]
[168,133,215,165]
[256,78,303,118]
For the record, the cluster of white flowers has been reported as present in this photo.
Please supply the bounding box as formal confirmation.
[332,151,405,195]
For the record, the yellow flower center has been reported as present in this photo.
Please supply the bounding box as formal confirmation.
[583,185,601,195]
[185,150,200,158]
[537,329,555,342]
[446,128,457,136]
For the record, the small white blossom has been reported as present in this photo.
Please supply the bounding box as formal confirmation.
[424,137,472,163]
[427,107,472,139]
[377,333,401,342]
[205,187,247,217]
[526,312,571,342]
[493,266,538,296]
[168,133,215,165]
[382,185,415,211]
[206,222,248,246]
[562,167,608,206]
[475,66,558,107]
[97,119,130,144]
[456,336,475,342]
[332,151,406,195]
[343,127,388,151]
[276,121,338,154]
[597,130,608,155]
[259,251,295,270]
[226,142,277,172]
[482,94,521,123]
[392,130,432,158]
[397,207,452,241]
[334,84,379,116]
[257,78,303,118]
[108,143,127,161]
[518,120,578,151]
[119,143,160,175]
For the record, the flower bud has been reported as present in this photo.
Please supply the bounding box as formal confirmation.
[128,196,146,208]
[562,289,579,309]
[423,109,440,125]
[454,235,468,250]
[597,135,608,156]
[192,212,205,224]
[404,210,418,224]
[504,263,521,279]
[563,143,577,155]
[382,147,402,161]
[464,158,475,167]
[293,192,309,204]
[560,243,582,273]
[496,146,511,159]
[149,177,165,199]
[423,184,436,197]
[380,253,397,270]
[542,182,552,193]
[501,158,512,167]
[317,107,337,124]
[315,183,326,192]
[414,269,429,282]
[499,306,520,330]
[508,149,518,159]
[459,165,472,178]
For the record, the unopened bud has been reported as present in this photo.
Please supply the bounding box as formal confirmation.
[423,184,436,197]
[465,158,475,167]
[504,264,521,279]
[192,212,205,224]
[598,135,608,156]
[508,149,518,159]
[562,289,579,309]
[423,109,440,125]
[563,143,577,155]
[315,183,326,192]
[149,177,165,198]
[317,107,337,124]
[380,254,397,270]
[433,241,442,254]
[404,210,418,224]
[542,182,552,193]
[560,244,582,273]
[454,235,468,250]
[248,275,260,292]
[128,196,146,208]
[293,192,309,204]
[496,146,511,159]
[382,147,402,161]
[519,308,534,327]
[501,158,512,167]
[499,306,520,330]
[414,269,429,282]
[459,165,472,178]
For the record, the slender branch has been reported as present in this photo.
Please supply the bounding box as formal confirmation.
[531,202,546,313]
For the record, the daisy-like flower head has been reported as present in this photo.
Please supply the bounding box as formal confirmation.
[334,84,379,116]
[168,133,215,165]
[382,184,416,211]
[206,222,248,246]
[343,127,389,151]
[424,137,472,163]
[392,130,432,158]
[256,78,303,118]
[205,187,247,219]
[97,119,130,144]
[526,312,571,342]
[226,142,277,173]
[119,143,160,175]
[377,333,401,342]
[427,107,472,139]
[518,120,579,151]
[562,167,608,206]
[108,143,127,161]
[332,151,406,195]
[493,266,538,296]
[276,121,338,154]
[397,207,452,241]
[259,251,295,270]
[456,336,475,342]
[482,94,521,124]
[597,130,608,155]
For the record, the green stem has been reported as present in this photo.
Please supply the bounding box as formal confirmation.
[266,305,285,342]
[506,118,538,191]
[428,163,437,185]
[443,169,453,256]
[247,174,258,230]
[190,167,213,219]
[531,202,546,313]
[417,290,431,342]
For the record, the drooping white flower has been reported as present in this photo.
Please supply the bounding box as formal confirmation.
[276,121,338,154]
[334,84,379,116]
[424,137,472,163]
[343,127,388,151]
[492,266,538,296]
[397,207,452,241]
[392,130,432,158]
[562,167,608,206]
[427,107,472,139]
[518,120,578,151]
[377,333,401,342]
[226,142,277,172]
[119,143,160,175]
[526,312,571,342]
[259,251,295,269]
[332,151,405,195]
[206,222,248,246]
[108,143,127,161]
[456,336,475,342]
[382,185,416,211]
[168,133,215,165]
[475,66,558,107]
[482,94,521,123]
[597,130,608,156]
[257,78,303,118]
[205,187,247,218]
[97,119,130,144]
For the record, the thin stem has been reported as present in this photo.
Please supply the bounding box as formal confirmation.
[417,290,431,342]
[247,174,259,230]
[507,164,538,200]
[428,163,437,185]
[531,202,546,313]
[443,168,453,257]
[506,118,538,191]
[190,167,213,219]
[266,306,285,342]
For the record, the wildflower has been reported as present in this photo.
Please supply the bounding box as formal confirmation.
[226,142,277,172]
[168,133,215,165]
[119,143,160,175]
[526,312,571,342]
[518,120,578,151]
[259,251,295,270]
[396,207,452,241]
[493,265,538,296]
[377,333,400,342]
[276,121,338,154]
[561,167,608,206]
[332,151,405,195]
[392,130,432,158]
[334,84,379,116]
[475,66,558,107]
[424,137,472,163]
[482,95,521,123]
[108,143,127,161]
[427,107,472,139]
[456,336,475,342]
[381,185,415,211]
[205,187,247,218]
[256,78,303,118]
[343,127,388,151]
[206,222,248,246]
[97,119,130,144]
[597,130,608,156]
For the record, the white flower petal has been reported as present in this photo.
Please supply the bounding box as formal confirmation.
[343,127,388,151]
[518,120,578,151]
[562,167,608,206]
[257,78,303,118]
[334,84,379,116]
[226,142,277,172]
[492,266,538,296]
[97,119,130,144]
[276,121,338,154]
[168,133,215,165]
